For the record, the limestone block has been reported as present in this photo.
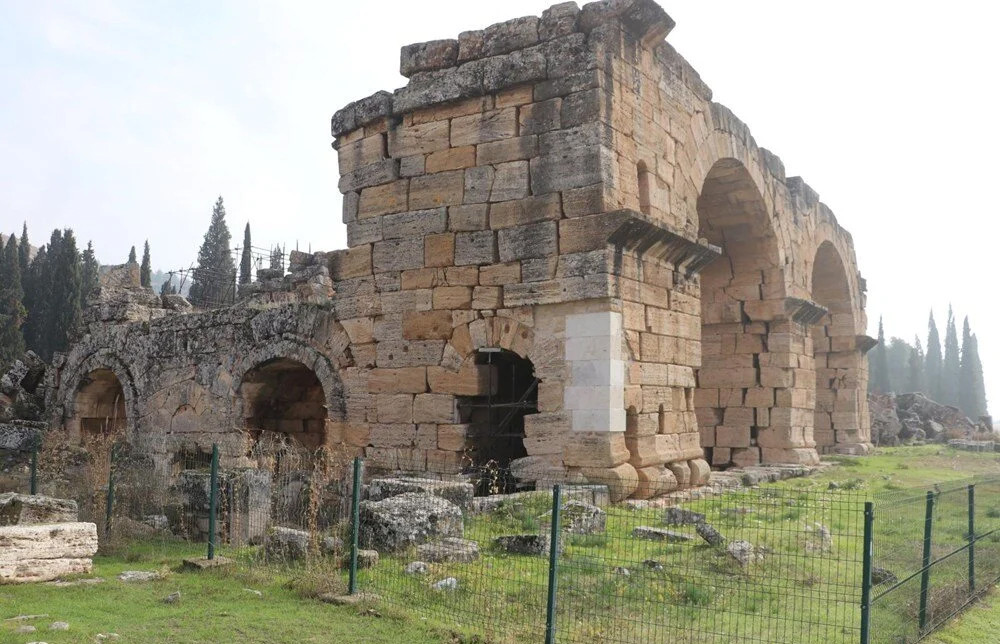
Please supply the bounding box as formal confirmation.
[376,340,445,368]
[731,447,761,468]
[563,431,629,468]
[329,246,373,280]
[413,394,460,424]
[381,289,433,313]
[522,257,557,282]
[482,16,539,57]
[477,135,538,166]
[373,238,424,273]
[0,522,98,583]
[472,286,502,309]
[347,217,383,246]
[359,180,409,217]
[540,2,580,40]
[455,231,498,265]
[496,85,534,108]
[426,146,476,173]
[425,233,456,267]
[382,208,448,240]
[564,385,624,411]
[370,423,418,448]
[437,424,472,451]
[625,436,664,468]
[489,194,561,229]
[715,426,750,448]
[409,170,465,210]
[530,145,611,195]
[433,286,473,309]
[0,494,78,526]
[400,154,425,177]
[562,183,606,217]
[451,108,517,147]
[522,413,569,455]
[337,134,386,173]
[449,204,489,231]
[427,449,464,474]
[490,161,530,202]
[558,210,630,255]
[496,221,557,262]
[400,39,459,77]
[633,466,664,499]
[688,458,711,486]
[579,463,637,502]
[338,159,398,193]
[403,311,453,340]
[570,358,624,387]
[464,166,494,204]
[388,120,450,157]
[712,447,731,466]
[761,447,819,466]
[666,460,691,487]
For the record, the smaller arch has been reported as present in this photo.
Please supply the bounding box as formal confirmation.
[239,357,330,450]
[58,350,140,442]
[73,369,127,438]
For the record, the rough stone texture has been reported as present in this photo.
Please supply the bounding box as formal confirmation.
[663,507,705,526]
[264,527,310,561]
[0,494,78,526]
[695,522,724,546]
[359,493,463,552]
[48,0,871,503]
[544,499,606,534]
[367,477,474,511]
[0,522,98,583]
[493,534,554,556]
[632,526,692,542]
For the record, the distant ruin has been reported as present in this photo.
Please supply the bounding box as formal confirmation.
[46,0,871,499]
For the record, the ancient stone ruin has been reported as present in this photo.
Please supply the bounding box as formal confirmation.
[43,0,870,501]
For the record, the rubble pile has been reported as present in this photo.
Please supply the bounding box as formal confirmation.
[869,392,991,446]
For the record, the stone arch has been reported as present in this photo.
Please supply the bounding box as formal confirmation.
[809,240,866,452]
[59,350,140,442]
[232,339,346,450]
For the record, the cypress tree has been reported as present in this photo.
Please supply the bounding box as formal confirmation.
[942,305,961,406]
[45,230,82,359]
[907,336,925,394]
[0,235,27,367]
[926,311,943,402]
[970,334,988,419]
[80,241,99,304]
[239,223,252,286]
[140,241,152,287]
[959,317,977,417]
[22,245,48,357]
[18,223,29,277]
[886,337,912,393]
[870,317,890,393]
[188,196,236,308]
[128,245,137,264]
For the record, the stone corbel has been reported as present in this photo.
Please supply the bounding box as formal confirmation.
[607,211,721,277]
[785,298,828,325]
[856,335,877,354]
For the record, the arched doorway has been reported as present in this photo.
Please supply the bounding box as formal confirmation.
[810,241,859,452]
[239,358,329,449]
[74,369,127,437]
[694,158,787,467]
[458,348,538,489]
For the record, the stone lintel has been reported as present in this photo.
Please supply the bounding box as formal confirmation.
[785,298,828,325]
[856,335,878,354]
[607,210,720,276]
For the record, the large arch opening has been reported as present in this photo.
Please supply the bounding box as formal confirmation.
[458,349,538,490]
[810,241,858,452]
[694,158,785,468]
[74,369,127,437]
[239,358,328,450]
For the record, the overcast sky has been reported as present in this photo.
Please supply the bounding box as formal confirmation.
[2,0,998,415]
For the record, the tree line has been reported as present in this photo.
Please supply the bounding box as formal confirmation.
[869,307,989,419]
[0,196,257,370]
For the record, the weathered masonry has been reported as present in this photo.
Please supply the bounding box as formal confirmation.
[49,0,871,500]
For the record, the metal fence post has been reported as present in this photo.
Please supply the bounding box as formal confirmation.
[918,490,935,631]
[348,456,362,595]
[29,449,38,495]
[968,484,976,594]
[860,501,874,644]
[207,443,219,560]
[104,443,117,539]
[544,484,562,644]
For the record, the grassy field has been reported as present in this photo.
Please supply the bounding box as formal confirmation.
[4,446,1000,643]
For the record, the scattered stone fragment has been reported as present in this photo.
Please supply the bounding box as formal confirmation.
[142,515,169,531]
[95,634,121,641]
[49,622,69,631]
[0,493,78,525]
[695,523,725,546]
[356,549,379,569]
[872,567,897,586]
[319,592,380,605]
[367,477,474,512]
[264,526,310,561]
[359,493,463,553]
[181,556,234,571]
[643,559,663,571]
[494,534,554,556]
[726,540,764,568]
[632,526,692,542]
[117,571,160,582]
[612,566,630,577]
[416,537,480,563]
[542,500,606,534]
[404,561,429,575]
[663,507,705,526]
[322,535,344,556]
[432,577,458,591]
[720,507,754,517]
[162,591,181,604]
[16,624,36,633]
[45,577,104,587]
[244,588,263,597]
[4,615,48,621]
[804,522,833,553]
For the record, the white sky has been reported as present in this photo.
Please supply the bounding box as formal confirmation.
[1,1,998,414]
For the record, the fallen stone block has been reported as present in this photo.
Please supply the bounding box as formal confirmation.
[493,534,555,556]
[367,477,474,512]
[632,526,692,542]
[0,522,98,583]
[0,494,78,526]
[264,527,310,561]
[359,493,463,552]
[416,537,480,563]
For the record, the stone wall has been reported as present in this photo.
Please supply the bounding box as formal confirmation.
[48,0,871,500]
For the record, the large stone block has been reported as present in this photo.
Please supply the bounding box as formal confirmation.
[368,477,474,512]
[0,494,78,526]
[0,522,98,583]
[359,493,463,553]
[498,221,558,262]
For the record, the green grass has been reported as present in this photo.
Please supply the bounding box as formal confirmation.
[5,446,1000,643]
[0,541,446,644]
